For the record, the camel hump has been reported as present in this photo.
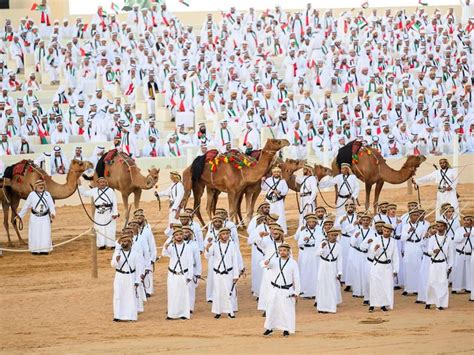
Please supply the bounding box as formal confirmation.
[336,140,363,168]
[191,154,207,182]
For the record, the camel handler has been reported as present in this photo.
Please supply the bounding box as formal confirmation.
[156,171,185,234]
[261,166,289,234]
[414,158,459,219]
[17,179,56,255]
[78,177,119,250]
[296,163,318,229]
[323,163,360,218]
[111,231,141,322]
[262,242,300,337]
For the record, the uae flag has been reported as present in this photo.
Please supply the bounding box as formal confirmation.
[111,2,120,14]
[357,17,368,29]
[361,1,369,9]
[419,0,428,5]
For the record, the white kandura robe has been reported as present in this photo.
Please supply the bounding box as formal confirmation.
[470,235,474,301]
[296,175,318,228]
[415,168,459,219]
[204,227,219,302]
[247,223,269,297]
[297,227,323,298]
[111,248,142,321]
[130,234,148,313]
[368,237,399,309]
[261,177,289,233]
[452,226,473,292]
[256,235,281,311]
[78,186,118,248]
[142,224,157,295]
[338,213,357,284]
[316,241,343,313]
[401,221,429,293]
[350,228,375,298]
[162,242,193,319]
[206,241,240,316]
[262,257,301,333]
[426,234,454,308]
[19,190,56,253]
[186,239,202,312]
[416,237,432,303]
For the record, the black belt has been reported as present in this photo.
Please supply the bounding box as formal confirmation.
[168,267,189,275]
[116,269,136,274]
[342,234,351,238]
[254,243,264,255]
[31,209,49,217]
[303,244,315,248]
[271,282,293,289]
[393,235,401,240]
[374,259,391,264]
[423,252,430,257]
[214,267,233,275]
[352,245,367,253]
[406,239,421,243]
[456,249,472,255]
[95,204,112,208]
[367,257,374,262]
[338,194,351,199]
[301,193,311,197]
[321,256,338,262]
[431,259,446,263]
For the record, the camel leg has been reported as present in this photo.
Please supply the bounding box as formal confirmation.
[206,188,216,221]
[234,190,245,227]
[364,182,372,212]
[211,190,220,216]
[121,192,130,223]
[133,189,142,210]
[10,196,25,245]
[227,191,239,225]
[373,180,385,212]
[2,201,13,247]
[192,183,205,226]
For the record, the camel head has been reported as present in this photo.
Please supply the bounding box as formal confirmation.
[263,138,290,152]
[279,159,305,179]
[313,164,333,181]
[69,159,94,176]
[146,167,160,188]
[404,155,426,176]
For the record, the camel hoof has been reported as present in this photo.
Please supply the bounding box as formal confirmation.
[7,242,13,247]
[19,239,27,246]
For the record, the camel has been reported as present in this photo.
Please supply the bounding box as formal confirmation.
[1,159,93,246]
[85,150,159,221]
[182,139,290,226]
[331,149,426,211]
[207,158,306,226]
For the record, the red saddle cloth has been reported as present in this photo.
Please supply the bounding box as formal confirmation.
[12,160,31,176]
[104,149,118,164]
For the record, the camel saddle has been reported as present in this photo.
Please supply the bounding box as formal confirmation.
[336,140,363,168]
[191,149,261,182]
[4,160,34,179]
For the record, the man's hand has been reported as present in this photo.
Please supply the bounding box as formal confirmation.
[374,244,380,251]
[321,241,327,248]
[355,232,360,238]
[264,259,270,266]
[446,186,452,191]
[259,231,269,237]
[304,237,309,242]
[116,255,120,262]
[112,215,119,219]
[367,238,373,243]
[433,248,440,254]
[337,274,341,281]
[393,272,398,278]
[77,179,82,186]
[50,214,55,220]
[261,177,266,182]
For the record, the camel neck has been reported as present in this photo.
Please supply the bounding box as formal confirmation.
[378,160,415,184]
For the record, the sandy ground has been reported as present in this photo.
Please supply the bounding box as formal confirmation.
[1,184,474,354]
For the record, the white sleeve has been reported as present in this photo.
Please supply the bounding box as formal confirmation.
[46,192,56,216]
[171,183,184,210]
[78,186,95,198]
[18,193,33,219]
[415,170,436,185]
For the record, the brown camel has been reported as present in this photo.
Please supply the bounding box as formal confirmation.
[209,158,306,226]
[87,150,159,221]
[331,151,426,211]
[1,159,93,246]
[182,139,290,226]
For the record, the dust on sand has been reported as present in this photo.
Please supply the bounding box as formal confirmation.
[1,185,474,353]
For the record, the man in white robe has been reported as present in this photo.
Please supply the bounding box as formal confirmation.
[162,228,194,320]
[247,213,269,297]
[426,220,454,310]
[183,226,202,313]
[78,177,118,249]
[205,227,240,319]
[17,179,55,255]
[414,158,459,219]
[262,242,300,337]
[316,228,343,314]
[417,225,437,304]
[261,167,289,233]
[452,215,473,294]
[111,233,141,322]
[401,209,429,296]
[324,163,360,217]
[256,222,284,314]
[337,202,357,288]
[297,214,326,300]
[156,171,184,233]
[296,164,318,229]
[368,223,399,312]
[135,209,157,297]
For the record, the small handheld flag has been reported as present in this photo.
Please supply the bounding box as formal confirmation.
[111,2,120,14]
[419,0,428,6]
[361,1,369,9]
